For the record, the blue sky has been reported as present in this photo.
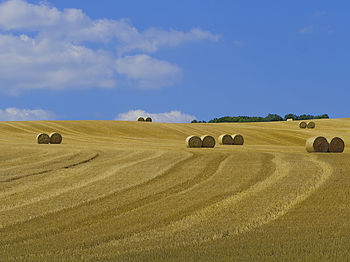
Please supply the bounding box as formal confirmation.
[0,0,349,122]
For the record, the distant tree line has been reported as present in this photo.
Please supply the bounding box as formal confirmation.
[191,113,329,123]
[191,120,207,123]
[283,113,329,121]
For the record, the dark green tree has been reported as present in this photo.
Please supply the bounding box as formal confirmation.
[284,114,297,120]
[265,114,283,121]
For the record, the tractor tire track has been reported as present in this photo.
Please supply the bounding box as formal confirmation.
[96,152,333,255]
[1,153,99,183]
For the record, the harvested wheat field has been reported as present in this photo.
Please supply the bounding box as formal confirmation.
[0,118,349,261]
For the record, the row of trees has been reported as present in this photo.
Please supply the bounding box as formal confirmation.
[283,114,329,121]
[191,113,329,123]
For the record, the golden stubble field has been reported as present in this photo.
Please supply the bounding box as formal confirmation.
[0,119,349,261]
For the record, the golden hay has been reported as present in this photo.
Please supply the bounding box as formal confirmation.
[36,133,50,144]
[232,134,244,145]
[137,117,145,121]
[200,135,215,148]
[286,118,293,121]
[305,136,329,153]
[145,117,152,122]
[186,136,202,148]
[299,121,307,128]
[49,132,62,144]
[218,134,234,145]
[307,121,315,129]
[329,137,345,153]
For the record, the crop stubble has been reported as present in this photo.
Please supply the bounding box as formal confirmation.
[0,119,349,261]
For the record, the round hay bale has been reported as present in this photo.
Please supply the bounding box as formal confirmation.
[286,118,293,122]
[137,117,145,121]
[186,136,202,148]
[232,134,244,145]
[307,121,315,129]
[49,132,62,144]
[305,136,329,153]
[299,121,307,128]
[145,117,152,122]
[218,134,234,145]
[201,135,215,148]
[329,137,345,153]
[36,133,50,144]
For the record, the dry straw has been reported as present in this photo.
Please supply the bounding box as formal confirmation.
[232,134,244,145]
[36,133,50,144]
[329,137,345,153]
[201,135,215,148]
[307,121,315,129]
[137,117,145,121]
[299,121,307,128]
[218,134,234,145]
[306,136,329,152]
[145,117,152,122]
[50,132,62,144]
[186,136,202,148]
[286,118,293,122]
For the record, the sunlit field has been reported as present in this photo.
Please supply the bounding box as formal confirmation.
[0,119,349,261]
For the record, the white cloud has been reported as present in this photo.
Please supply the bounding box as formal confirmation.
[119,27,220,54]
[116,110,196,123]
[0,0,62,30]
[0,34,116,92]
[116,55,182,89]
[0,107,56,121]
[299,25,314,34]
[0,0,219,93]
[0,0,219,51]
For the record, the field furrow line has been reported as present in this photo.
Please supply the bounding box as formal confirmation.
[0,151,193,244]
[0,151,165,214]
[0,152,229,254]
[69,153,229,228]
[226,154,333,235]
[1,122,38,134]
[96,153,333,255]
[0,150,137,200]
[0,153,99,183]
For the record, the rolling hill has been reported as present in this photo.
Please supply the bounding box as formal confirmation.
[0,119,349,261]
